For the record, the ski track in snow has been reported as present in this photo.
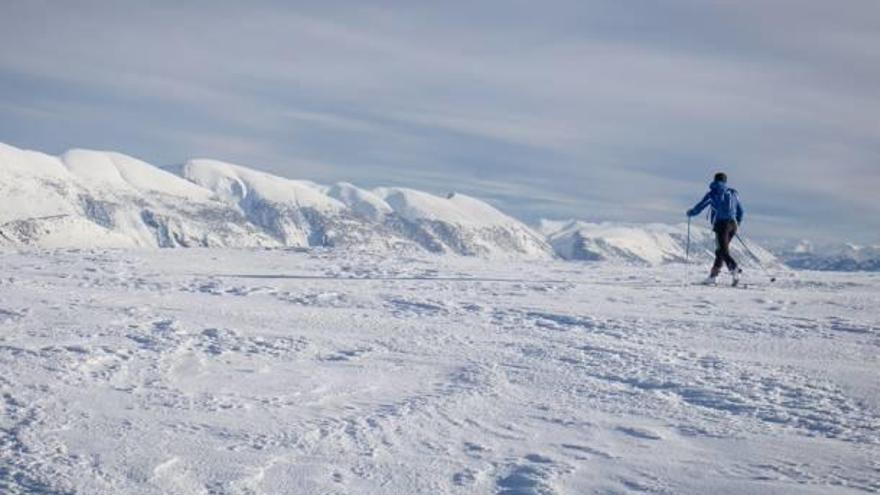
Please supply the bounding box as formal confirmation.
[1,249,879,494]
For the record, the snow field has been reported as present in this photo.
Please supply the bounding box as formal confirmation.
[0,249,878,494]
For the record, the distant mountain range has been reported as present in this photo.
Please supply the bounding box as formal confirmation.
[2,142,875,272]
[0,142,551,258]
[537,219,778,269]
[772,241,880,272]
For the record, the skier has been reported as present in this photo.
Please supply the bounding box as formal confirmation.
[687,172,745,285]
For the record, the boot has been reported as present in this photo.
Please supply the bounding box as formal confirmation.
[731,267,742,287]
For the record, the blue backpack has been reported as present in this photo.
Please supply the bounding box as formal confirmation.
[688,181,744,224]
[711,187,740,222]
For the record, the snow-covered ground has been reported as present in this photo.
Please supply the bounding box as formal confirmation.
[1,248,878,494]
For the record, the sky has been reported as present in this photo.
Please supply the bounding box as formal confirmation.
[1,0,878,243]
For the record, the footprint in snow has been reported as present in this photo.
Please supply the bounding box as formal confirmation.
[181,279,224,295]
[496,454,569,495]
[280,291,349,307]
[616,426,663,441]
[153,318,181,333]
[560,443,615,460]
[225,285,273,296]
[525,311,598,333]
[322,347,372,362]
[0,307,27,322]
[127,320,184,352]
[195,328,307,358]
[463,441,490,458]
[386,297,449,317]
[453,468,478,487]
[826,316,874,334]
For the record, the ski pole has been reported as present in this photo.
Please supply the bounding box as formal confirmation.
[686,216,691,262]
[735,233,776,283]
[684,216,691,286]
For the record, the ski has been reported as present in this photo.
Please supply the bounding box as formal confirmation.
[691,281,752,289]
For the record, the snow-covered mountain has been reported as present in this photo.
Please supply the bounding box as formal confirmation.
[7,141,842,271]
[774,241,880,272]
[539,219,778,268]
[0,144,272,248]
[0,142,552,258]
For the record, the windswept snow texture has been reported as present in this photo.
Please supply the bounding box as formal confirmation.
[541,220,778,268]
[1,249,878,494]
[0,142,552,258]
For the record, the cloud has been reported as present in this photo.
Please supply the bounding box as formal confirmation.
[0,0,878,242]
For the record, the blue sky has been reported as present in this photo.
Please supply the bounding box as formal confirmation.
[1,0,878,243]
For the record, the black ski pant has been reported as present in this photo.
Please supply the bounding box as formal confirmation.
[712,220,738,277]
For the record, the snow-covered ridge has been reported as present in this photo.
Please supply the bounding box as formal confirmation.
[1,141,789,266]
[0,142,551,257]
[375,187,521,227]
[774,241,880,272]
[181,159,344,212]
[540,219,778,268]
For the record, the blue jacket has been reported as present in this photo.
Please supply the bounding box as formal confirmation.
[687,181,744,224]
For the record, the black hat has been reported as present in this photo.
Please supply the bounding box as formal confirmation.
[714,172,727,183]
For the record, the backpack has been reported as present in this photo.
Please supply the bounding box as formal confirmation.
[710,188,739,223]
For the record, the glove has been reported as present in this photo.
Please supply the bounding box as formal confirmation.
[686,209,696,217]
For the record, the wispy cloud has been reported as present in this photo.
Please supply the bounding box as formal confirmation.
[1,0,878,242]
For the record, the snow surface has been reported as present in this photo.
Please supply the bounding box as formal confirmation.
[1,248,877,494]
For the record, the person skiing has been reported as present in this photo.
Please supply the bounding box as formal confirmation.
[687,172,745,285]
